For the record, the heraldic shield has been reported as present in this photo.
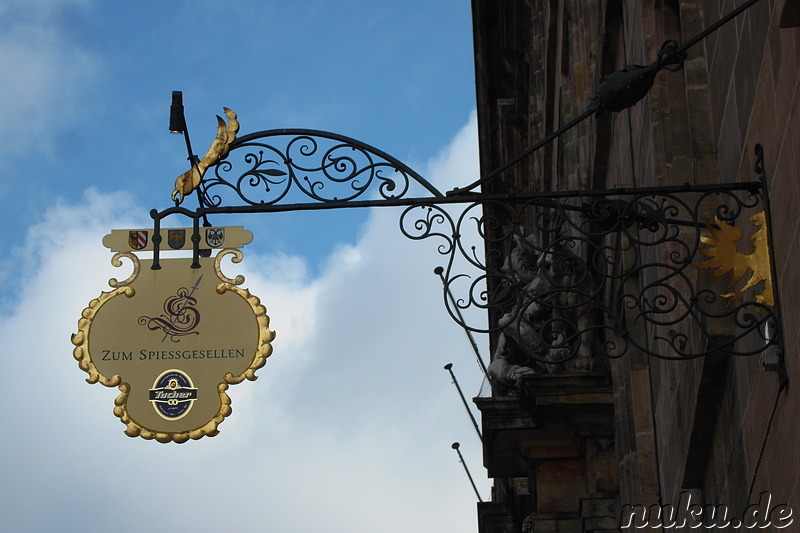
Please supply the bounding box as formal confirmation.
[71,226,275,443]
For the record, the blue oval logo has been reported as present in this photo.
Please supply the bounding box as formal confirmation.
[149,369,198,420]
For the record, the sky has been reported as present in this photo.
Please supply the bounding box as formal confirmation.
[0,1,492,532]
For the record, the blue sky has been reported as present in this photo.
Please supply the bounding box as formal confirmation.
[2,0,476,265]
[0,1,490,531]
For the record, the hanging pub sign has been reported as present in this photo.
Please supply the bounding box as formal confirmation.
[71,226,275,443]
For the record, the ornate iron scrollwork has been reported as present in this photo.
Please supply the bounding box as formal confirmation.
[152,122,784,384]
[149,2,780,390]
[400,179,782,378]
[197,129,444,208]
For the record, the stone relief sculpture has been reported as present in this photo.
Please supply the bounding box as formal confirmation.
[488,232,598,394]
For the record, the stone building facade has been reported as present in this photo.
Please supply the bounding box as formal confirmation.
[470,0,800,530]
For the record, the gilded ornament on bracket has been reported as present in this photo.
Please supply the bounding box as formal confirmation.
[171,107,239,204]
[694,211,774,306]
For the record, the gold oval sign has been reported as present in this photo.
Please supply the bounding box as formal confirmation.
[72,231,274,443]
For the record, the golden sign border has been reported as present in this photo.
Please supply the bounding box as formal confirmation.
[71,248,275,443]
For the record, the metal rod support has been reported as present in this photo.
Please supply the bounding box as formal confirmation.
[755,144,788,389]
[444,363,483,442]
[449,0,766,195]
[452,442,483,502]
[152,181,764,221]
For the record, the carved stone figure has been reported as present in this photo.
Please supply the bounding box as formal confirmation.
[487,334,538,395]
[489,231,598,393]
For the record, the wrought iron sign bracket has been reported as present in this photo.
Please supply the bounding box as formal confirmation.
[71,0,779,444]
[146,0,784,385]
[148,122,786,387]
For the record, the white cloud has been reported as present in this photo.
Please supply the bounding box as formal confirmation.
[0,113,488,532]
[0,0,98,178]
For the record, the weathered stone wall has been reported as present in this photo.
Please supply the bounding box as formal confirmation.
[703,0,800,516]
[605,0,800,519]
[473,0,800,529]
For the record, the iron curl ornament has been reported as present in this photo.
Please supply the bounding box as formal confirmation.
[151,117,785,384]
[399,169,783,379]
[197,129,443,208]
[149,1,782,384]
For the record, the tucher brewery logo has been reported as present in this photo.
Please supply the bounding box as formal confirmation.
[72,226,275,443]
[149,369,198,420]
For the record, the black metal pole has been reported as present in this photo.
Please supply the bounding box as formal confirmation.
[449,0,766,195]
[170,91,210,226]
[755,143,788,389]
[445,363,482,442]
[452,442,482,502]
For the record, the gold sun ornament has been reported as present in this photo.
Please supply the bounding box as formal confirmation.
[694,211,774,306]
[171,108,239,204]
